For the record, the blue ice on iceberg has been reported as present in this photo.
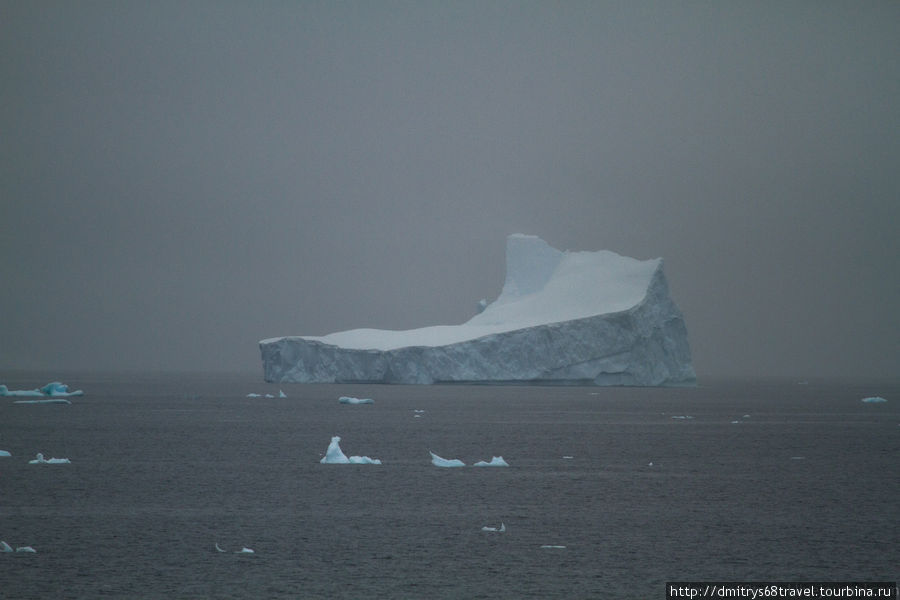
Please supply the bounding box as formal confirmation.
[0,450,11,457]
[1,382,82,397]
[28,453,70,464]
[339,396,373,405]
[473,456,509,467]
[430,452,465,467]
[861,396,887,403]
[320,436,381,465]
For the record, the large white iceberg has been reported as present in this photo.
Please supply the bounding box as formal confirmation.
[1,382,83,397]
[319,436,381,465]
[260,234,695,386]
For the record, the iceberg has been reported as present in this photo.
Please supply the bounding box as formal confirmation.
[339,396,373,405]
[861,396,887,403]
[1,382,83,397]
[473,456,509,467]
[28,453,70,464]
[0,450,10,457]
[430,452,465,468]
[260,234,695,386]
[0,541,12,552]
[319,436,381,465]
[481,523,506,532]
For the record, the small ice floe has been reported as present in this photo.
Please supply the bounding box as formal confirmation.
[320,436,381,465]
[790,456,806,460]
[481,523,506,533]
[562,456,574,460]
[0,450,11,457]
[414,409,425,413]
[742,414,751,418]
[1,382,83,398]
[265,394,274,398]
[413,409,425,417]
[14,398,72,404]
[215,543,227,553]
[2,542,37,553]
[731,420,741,424]
[1,541,13,552]
[540,545,566,549]
[430,452,465,468]
[339,396,373,405]
[28,453,70,464]
[861,396,887,403]
[473,456,509,467]
[246,393,261,398]
[16,546,36,553]
[236,547,254,554]
[648,461,656,467]
[279,390,287,398]
[414,414,422,418]
[671,415,694,420]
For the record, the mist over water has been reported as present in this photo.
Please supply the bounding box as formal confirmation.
[2,373,897,598]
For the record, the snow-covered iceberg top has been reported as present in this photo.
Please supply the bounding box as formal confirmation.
[263,234,659,351]
[1,382,83,398]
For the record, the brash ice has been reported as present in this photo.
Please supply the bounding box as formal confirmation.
[260,235,695,386]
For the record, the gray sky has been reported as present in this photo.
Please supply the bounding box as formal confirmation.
[2,1,898,379]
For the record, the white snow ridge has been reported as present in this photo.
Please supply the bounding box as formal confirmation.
[260,234,694,386]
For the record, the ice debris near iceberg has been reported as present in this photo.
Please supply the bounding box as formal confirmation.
[481,523,506,532]
[28,453,70,464]
[861,396,887,403]
[1,382,82,397]
[339,396,373,405]
[1,541,36,553]
[319,436,381,465]
[430,452,465,468]
[260,234,695,386]
[473,456,509,467]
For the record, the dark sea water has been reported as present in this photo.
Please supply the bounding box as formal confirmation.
[1,373,897,599]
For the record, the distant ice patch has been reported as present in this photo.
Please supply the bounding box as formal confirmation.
[473,456,509,467]
[861,396,887,403]
[28,453,70,464]
[430,452,465,468]
[481,523,506,532]
[320,436,381,465]
[339,396,373,405]
[1,382,82,397]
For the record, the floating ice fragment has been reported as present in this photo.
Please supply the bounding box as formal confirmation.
[265,394,274,398]
[671,415,694,419]
[413,409,425,413]
[339,396,373,404]
[473,456,509,467]
[790,456,806,460]
[481,523,506,532]
[861,396,887,403]
[16,546,36,553]
[414,414,422,418]
[562,456,574,459]
[430,452,465,468]
[279,390,287,398]
[246,393,261,398]
[731,420,741,424]
[0,541,12,552]
[320,436,381,465]
[541,545,566,549]
[742,414,751,418]
[236,547,254,554]
[13,398,71,404]
[0,450,10,457]
[28,453,70,464]
[215,543,227,553]
[0,382,82,397]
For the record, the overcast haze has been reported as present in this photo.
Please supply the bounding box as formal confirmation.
[2,1,898,379]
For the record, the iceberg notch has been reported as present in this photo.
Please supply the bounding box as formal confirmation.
[260,235,695,386]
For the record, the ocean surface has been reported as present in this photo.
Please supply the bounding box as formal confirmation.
[1,373,897,599]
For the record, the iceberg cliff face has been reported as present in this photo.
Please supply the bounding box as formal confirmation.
[260,235,695,386]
